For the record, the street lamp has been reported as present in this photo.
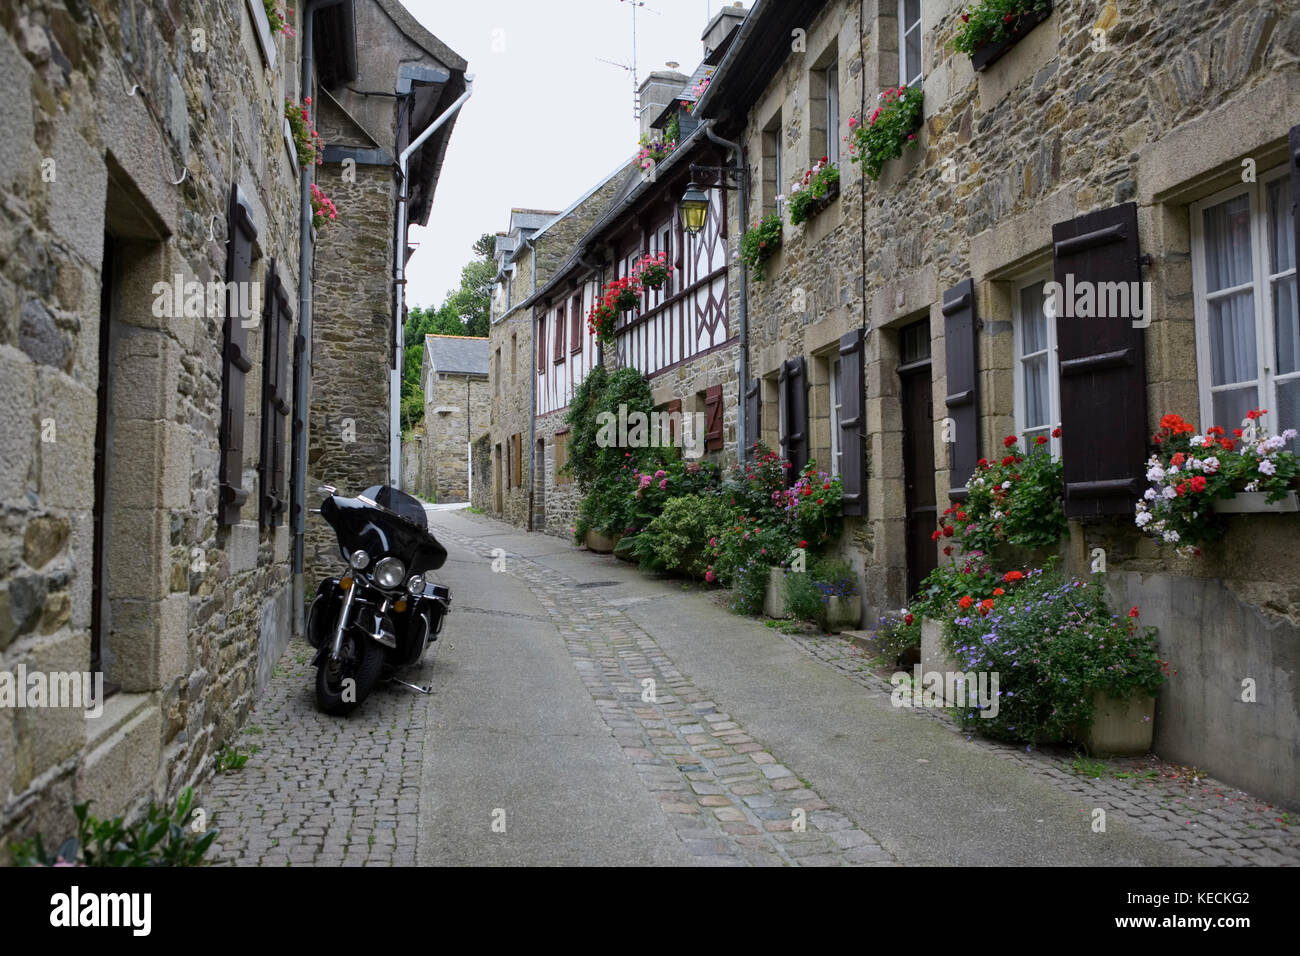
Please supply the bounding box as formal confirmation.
[678,181,710,235]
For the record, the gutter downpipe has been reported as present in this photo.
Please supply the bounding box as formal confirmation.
[391,74,475,488]
[293,0,344,633]
[526,236,537,531]
[704,122,748,460]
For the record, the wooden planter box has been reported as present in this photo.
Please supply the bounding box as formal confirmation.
[1081,691,1155,756]
[1211,490,1300,514]
[970,1,1054,72]
[584,529,617,553]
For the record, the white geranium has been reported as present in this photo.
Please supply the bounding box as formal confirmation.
[1136,511,1153,527]
[1162,529,1181,543]
[1202,456,1220,474]
[1259,459,1277,476]
[1284,428,1297,441]
[1162,486,1177,499]
[1146,464,1165,482]
[1001,481,1011,490]
[1144,488,1157,500]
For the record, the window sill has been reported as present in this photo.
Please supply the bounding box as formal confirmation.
[246,0,278,71]
[1211,491,1299,514]
[969,0,1053,73]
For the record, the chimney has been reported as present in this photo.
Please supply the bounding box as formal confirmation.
[702,2,747,62]
[638,69,689,138]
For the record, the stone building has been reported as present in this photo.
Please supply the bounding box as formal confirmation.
[304,0,467,584]
[479,6,750,538]
[416,334,489,503]
[696,0,1300,806]
[0,0,465,849]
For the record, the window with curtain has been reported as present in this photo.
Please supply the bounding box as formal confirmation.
[898,0,922,89]
[826,60,840,165]
[1014,276,1061,457]
[829,357,842,476]
[1193,169,1297,433]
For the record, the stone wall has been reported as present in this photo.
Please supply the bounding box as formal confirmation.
[486,308,533,527]
[729,0,1300,805]
[305,147,395,583]
[421,372,488,503]
[0,0,303,846]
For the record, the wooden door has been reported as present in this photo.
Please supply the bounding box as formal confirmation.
[899,326,937,599]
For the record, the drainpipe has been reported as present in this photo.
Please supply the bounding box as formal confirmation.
[391,75,475,488]
[526,236,538,530]
[292,0,344,629]
[704,122,748,460]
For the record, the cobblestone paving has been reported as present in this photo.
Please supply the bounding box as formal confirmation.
[442,524,897,866]
[777,624,1300,866]
[202,644,431,867]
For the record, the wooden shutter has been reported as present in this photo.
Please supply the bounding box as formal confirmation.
[745,378,761,457]
[512,433,522,487]
[666,398,682,447]
[259,263,292,527]
[781,356,808,477]
[219,184,256,526]
[554,304,565,360]
[704,385,723,452]
[942,278,980,502]
[570,295,582,352]
[838,329,865,515]
[1052,202,1147,517]
[537,312,546,374]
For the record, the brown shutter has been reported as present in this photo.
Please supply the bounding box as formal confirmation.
[513,433,522,487]
[745,378,761,458]
[782,356,808,477]
[704,385,723,452]
[838,329,865,515]
[666,398,682,446]
[219,184,256,526]
[1052,202,1148,517]
[942,278,980,502]
[259,263,292,527]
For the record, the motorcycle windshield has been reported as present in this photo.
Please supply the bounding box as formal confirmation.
[322,487,448,573]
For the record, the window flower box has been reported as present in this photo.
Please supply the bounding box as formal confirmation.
[1211,490,1300,514]
[740,212,783,282]
[785,158,840,227]
[847,85,923,181]
[951,0,1054,73]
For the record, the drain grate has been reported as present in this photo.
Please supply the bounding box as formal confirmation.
[569,581,621,589]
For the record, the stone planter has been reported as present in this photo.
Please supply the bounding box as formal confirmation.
[920,617,964,706]
[970,1,1054,72]
[584,529,616,553]
[823,594,861,632]
[1081,691,1155,756]
[1211,490,1300,514]
[763,566,788,619]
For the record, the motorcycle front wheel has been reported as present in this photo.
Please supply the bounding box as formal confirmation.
[315,632,384,715]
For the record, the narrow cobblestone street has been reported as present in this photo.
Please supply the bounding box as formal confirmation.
[202,509,1300,867]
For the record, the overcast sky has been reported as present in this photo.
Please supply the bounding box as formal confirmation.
[402,0,731,314]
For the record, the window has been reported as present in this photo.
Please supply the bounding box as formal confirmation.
[829,357,842,476]
[763,110,782,215]
[570,294,582,352]
[510,334,516,383]
[495,347,502,395]
[554,303,565,361]
[1192,169,1297,432]
[809,52,839,167]
[537,314,546,374]
[1013,276,1061,457]
[898,0,922,89]
[826,61,840,165]
[554,430,571,484]
[512,433,522,487]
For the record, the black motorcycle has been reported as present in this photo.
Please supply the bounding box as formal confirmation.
[307,484,451,715]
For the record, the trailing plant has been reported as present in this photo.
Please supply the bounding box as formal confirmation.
[778,462,844,548]
[263,0,296,36]
[867,612,922,666]
[947,0,1050,56]
[740,212,783,281]
[309,182,338,230]
[943,570,1167,745]
[285,97,323,167]
[784,157,839,226]
[847,85,923,180]
[951,430,1067,554]
[606,275,642,312]
[587,298,617,344]
[563,365,656,488]
[665,112,681,147]
[1135,410,1300,556]
[11,787,219,867]
[638,132,675,170]
[896,550,1002,649]
[632,251,672,290]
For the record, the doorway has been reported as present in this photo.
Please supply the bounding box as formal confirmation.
[898,318,937,599]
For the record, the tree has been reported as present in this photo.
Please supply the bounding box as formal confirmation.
[400,234,496,434]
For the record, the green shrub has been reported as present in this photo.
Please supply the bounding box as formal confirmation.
[729,561,770,616]
[867,612,921,665]
[11,787,219,867]
[739,213,783,281]
[633,494,735,578]
[783,558,859,628]
[944,570,1167,745]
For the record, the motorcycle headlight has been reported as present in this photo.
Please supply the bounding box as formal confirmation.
[374,557,406,589]
[406,574,426,596]
[349,549,370,570]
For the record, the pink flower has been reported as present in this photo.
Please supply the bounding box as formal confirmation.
[658,479,667,489]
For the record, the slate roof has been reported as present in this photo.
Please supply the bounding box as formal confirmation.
[426,334,489,375]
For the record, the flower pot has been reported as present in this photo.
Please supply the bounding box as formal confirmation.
[615,290,639,312]
[791,179,841,226]
[763,566,788,619]
[1081,691,1155,756]
[970,1,1054,72]
[1211,490,1300,514]
[584,529,616,553]
[823,594,861,632]
[920,617,966,706]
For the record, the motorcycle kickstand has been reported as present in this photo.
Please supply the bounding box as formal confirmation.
[387,675,433,695]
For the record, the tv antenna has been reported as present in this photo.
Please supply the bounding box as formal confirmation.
[591,0,661,122]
